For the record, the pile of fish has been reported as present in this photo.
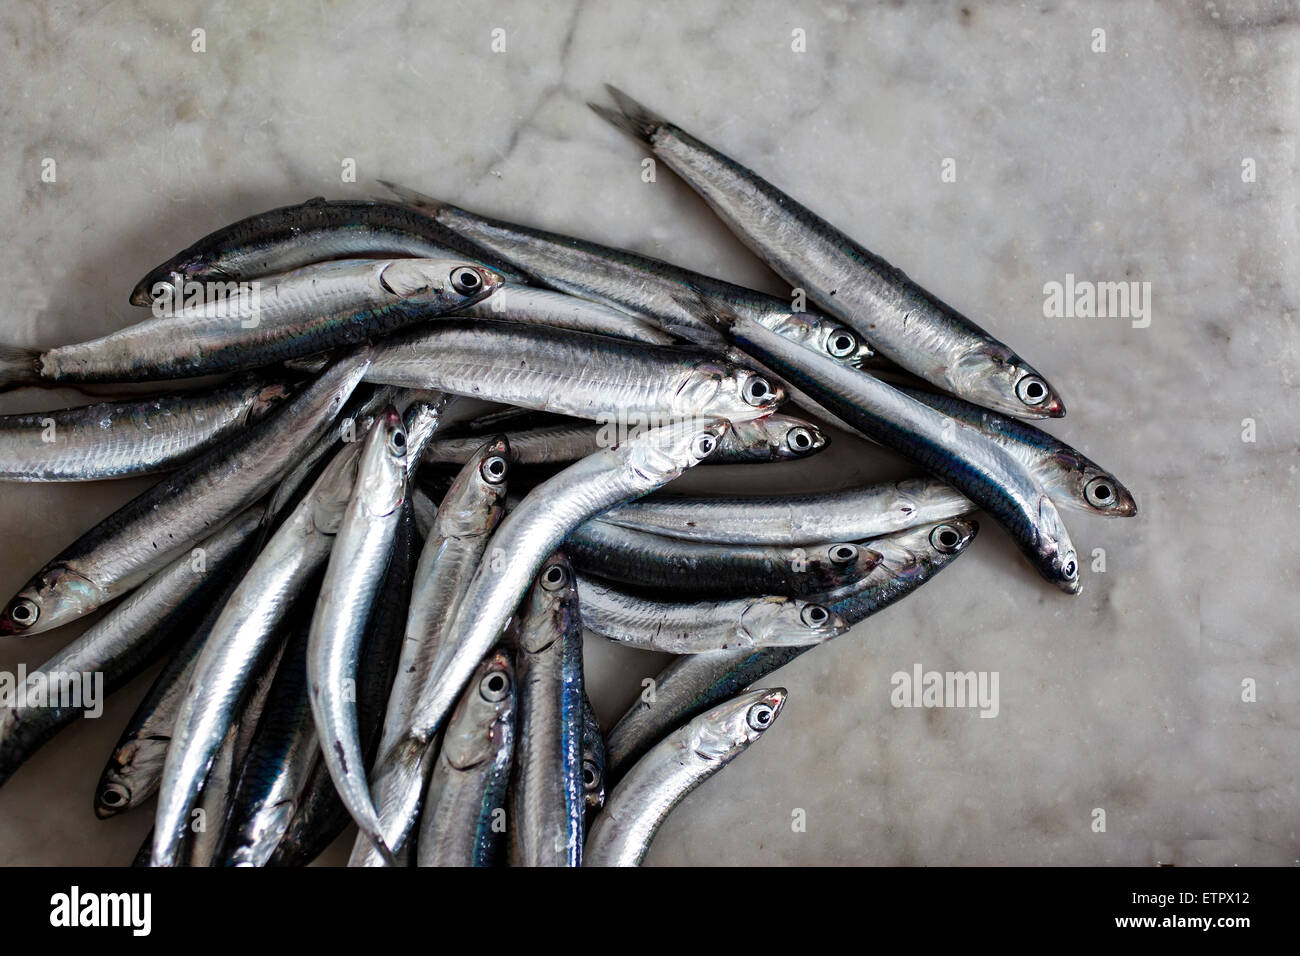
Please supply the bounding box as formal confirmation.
[0,87,1135,867]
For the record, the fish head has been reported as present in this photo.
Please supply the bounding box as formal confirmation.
[518,552,579,655]
[354,406,407,518]
[817,321,875,367]
[440,650,515,772]
[738,596,847,647]
[378,258,505,310]
[679,363,782,422]
[1047,452,1138,517]
[95,736,169,818]
[582,755,606,810]
[435,436,512,538]
[727,414,828,462]
[624,418,730,483]
[129,258,216,308]
[951,345,1066,419]
[1036,495,1082,594]
[814,540,884,585]
[691,687,788,761]
[0,564,101,636]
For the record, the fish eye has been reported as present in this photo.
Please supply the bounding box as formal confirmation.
[1084,476,1117,508]
[800,603,830,628]
[691,433,717,459]
[786,426,814,451]
[746,702,775,731]
[480,455,508,484]
[479,669,511,701]
[742,375,774,406]
[7,599,38,627]
[930,524,963,553]
[386,429,407,456]
[582,760,600,790]
[450,267,483,295]
[98,784,128,808]
[1063,551,1078,579]
[826,329,859,359]
[540,563,568,591]
[1016,375,1049,406]
[829,544,858,564]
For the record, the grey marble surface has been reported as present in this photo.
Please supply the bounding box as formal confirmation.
[0,0,1296,866]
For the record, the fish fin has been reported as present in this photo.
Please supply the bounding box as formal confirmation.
[376,180,447,214]
[667,288,743,336]
[589,85,670,144]
[304,196,328,205]
[0,345,41,392]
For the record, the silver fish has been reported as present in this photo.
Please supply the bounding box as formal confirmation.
[603,518,978,780]
[590,86,1065,420]
[695,305,1080,592]
[0,509,260,789]
[416,650,515,867]
[585,688,787,867]
[458,283,675,345]
[508,554,585,867]
[0,375,294,482]
[577,574,847,653]
[382,419,728,853]
[1,351,371,636]
[597,478,973,546]
[152,428,366,866]
[0,259,497,389]
[307,408,408,861]
[365,320,781,424]
[581,695,606,813]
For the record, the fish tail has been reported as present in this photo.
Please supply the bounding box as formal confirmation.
[377,180,447,215]
[589,85,670,144]
[0,345,41,392]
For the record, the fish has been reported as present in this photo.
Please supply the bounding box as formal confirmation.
[0,351,370,637]
[604,517,978,780]
[457,283,675,345]
[897,386,1137,517]
[365,320,781,424]
[508,554,586,867]
[415,651,515,867]
[0,259,497,389]
[564,521,883,598]
[589,86,1065,420]
[577,574,847,653]
[0,509,261,790]
[422,412,827,467]
[306,408,408,861]
[379,418,728,853]
[129,196,522,306]
[151,427,367,866]
[580,694,606,813]
[584,688,787,866]
[381,181,878,368]
[693,303,1080,592]
[596,477,973,546]
[0,374,295,482]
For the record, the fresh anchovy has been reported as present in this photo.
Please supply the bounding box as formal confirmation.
[381,419,727,853]
[129,197,522,306]
[605,517,978,779]
[598,478,972,546]
[416,651,515,867]
[423,413,826,467]
[695,306,1080,592]
[581,695,606,813]
[508,554,586,867]
[268,502,416,867]
[565,521,882,598]
[897,386,1137,517]
[381,182,876,368]
[184,637,287,867]
[152,429,366,866]
[578,573,847,653]
[0,510,260,789]
[585,688,787,867]
[219,607,317,866]
[458,283,675,345]
[352,438,510,867]
[0,259,496,390]
[0,352,370,637]
[307,408,408,860]
[365,320,781,423]
[590,86,1065,420]
[0,375,295,482]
